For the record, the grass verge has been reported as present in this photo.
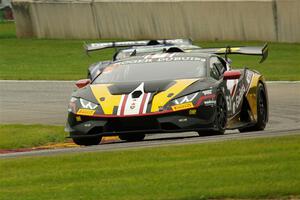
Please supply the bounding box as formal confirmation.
[0,124,66,149]
[0,21,15,39]
[0,23,300,80]
[1,134,299,200]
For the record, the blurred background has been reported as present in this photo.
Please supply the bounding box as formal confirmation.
[0,0,14,21]
[8,0,300,43]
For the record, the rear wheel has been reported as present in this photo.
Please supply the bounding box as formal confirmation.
[198,94,227,136]
[239,83,267,132]
[72,136,102,146]
[119,134,145,142]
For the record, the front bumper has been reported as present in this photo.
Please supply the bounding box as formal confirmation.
[65,106,216,138]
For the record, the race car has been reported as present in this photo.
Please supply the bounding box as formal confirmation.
[84,39,200,80]
[66,40,269,146]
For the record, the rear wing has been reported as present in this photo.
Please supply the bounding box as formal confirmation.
[84,39,192,53]
[192,43,268,63]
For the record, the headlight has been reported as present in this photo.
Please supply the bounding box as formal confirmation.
[68,97,78,112]
[68,97,98,113]
[79,98,98,109]
[70,97,77,103]
[173,92,199,105]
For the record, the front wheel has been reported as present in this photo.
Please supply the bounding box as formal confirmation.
[198,94,227,136]
[239,83,267,133]
[119,134,145,142]
[72,136,102,146]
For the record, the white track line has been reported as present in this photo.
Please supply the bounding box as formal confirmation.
[266,81,300,84]
[0,80,300,83]
[0,80,75,83]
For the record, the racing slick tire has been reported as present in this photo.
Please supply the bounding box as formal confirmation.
[198,94,227,136]
[72,136,102,146]
[239,83,267,133]
[119,134,145,142]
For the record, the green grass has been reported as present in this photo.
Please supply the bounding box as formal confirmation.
[0,134,299,200]
[0,21,15,39]
[0,124,66,149]
[0,22,300,80]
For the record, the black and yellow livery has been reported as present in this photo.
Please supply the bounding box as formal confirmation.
[66,40,269,146]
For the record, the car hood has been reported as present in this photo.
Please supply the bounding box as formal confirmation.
[72,78,215,116]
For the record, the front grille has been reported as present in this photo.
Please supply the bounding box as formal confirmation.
[104,117,160,132]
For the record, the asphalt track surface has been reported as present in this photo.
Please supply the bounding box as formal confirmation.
[0,81,299,158]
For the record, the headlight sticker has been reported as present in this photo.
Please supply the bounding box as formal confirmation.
[80,98,98,110]
[174,92,199,105]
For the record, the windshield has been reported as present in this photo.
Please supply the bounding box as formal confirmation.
[94,57,207,83]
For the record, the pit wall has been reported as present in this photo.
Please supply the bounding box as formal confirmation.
[11,0,300,42]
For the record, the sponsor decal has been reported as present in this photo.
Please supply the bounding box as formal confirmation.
[226,79,239,112]
[235,85,246,111]
[226,79,238,96]
[120,56,205,65]
[246,71,254,84]
[147,53,175,59]
[178,118,188,122]
[202,89,212,95]
[217,47,240,53]
[171,102,194,111]
[204,100,216,105]
[90,41,148,49]
[77,109,96,116]
[130,101,136,109]
[75,116,82,122]
[226,96,232,112]
[245,71,254,95]
[189,109,197,115]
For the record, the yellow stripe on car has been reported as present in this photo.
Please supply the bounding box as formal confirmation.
[90,84,122,114]
[151,79,199,112]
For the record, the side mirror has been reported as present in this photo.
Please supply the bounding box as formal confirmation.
[75,79,91,89]
[223,70,241,80]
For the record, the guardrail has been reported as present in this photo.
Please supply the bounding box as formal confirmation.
[11,0,300,42]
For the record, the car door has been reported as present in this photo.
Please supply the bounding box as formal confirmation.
[218,56,245,117]
[209,56,240,117]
